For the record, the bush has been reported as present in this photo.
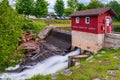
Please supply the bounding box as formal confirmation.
[0,0,46,71]
[0,0,23,71]
[32,21,46,36]
[20,17,46,37]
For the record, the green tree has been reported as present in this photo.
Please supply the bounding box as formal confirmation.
[54,0,64,16]
[77,3,86,11]
[67,0,78,11]
[16,0,34,15]
[34,0,48,18]
[107,1,120,21]
[87,0,104,9]
[64,8,74,16]
[0,0,23,70]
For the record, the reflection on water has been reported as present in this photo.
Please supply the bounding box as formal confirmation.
[112,25,120,32]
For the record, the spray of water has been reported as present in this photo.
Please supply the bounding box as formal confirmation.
[0,49,80,80]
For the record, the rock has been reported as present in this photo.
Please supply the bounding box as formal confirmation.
[76,65,80,69]
[92,77,102,80]
[106,76,116,80]
[107,70,118,75]
[61,69,72,76]
[89,59,96,63]
[5,65,20,71]
[21,32,35,42]
[98,60,102,63]
[101,51,106,54]
[75,62,80,66]
[116,64,120,68]
[52,73,58,80]
[114,56,120,60]
[96,54,102,57]
[38,27,52,40]
[104,33,120,49]
[86,56,94,60]
[18,41,40,57]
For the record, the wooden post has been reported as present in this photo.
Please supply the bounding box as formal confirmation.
[68,56,75,68]
[68,54,90,68]
[80,49,84,54]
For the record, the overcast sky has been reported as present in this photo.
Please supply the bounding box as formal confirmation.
[46,0,120,12]
[1,0,120,12]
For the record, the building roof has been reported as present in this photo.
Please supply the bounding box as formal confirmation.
[70,7,117,17]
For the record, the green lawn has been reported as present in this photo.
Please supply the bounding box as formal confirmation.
[33,19,120,32]
[113,21,120,25]
[54,49,120,80]
[26,48,120,80]
[33,19,120,27]
[33,19,71,27]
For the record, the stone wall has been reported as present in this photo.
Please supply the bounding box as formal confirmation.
[72,30,105,53]
[104,33,120,49]
[38,27,71,40]
[38,27,53,40]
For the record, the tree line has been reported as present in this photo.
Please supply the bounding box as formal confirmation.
[16,0,120,21]
[16,0,48,18]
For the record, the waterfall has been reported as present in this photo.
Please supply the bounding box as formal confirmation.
[0,49,80,80]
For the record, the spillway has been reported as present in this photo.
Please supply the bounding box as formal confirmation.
[0,49,80,80]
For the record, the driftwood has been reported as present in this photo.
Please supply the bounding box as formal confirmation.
[69,55,89,59]
[18,32,40,57]
[68,54,90,68]
[21,33,35,42]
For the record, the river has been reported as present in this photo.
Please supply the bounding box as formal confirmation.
[0,49,80,80]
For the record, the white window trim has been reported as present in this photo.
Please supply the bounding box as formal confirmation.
[76,17,79,23]
[85,17,90,24]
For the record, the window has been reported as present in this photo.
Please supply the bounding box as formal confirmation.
[85,17,90,24]
[76,17,79,23]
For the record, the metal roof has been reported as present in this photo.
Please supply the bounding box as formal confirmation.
[70,7,117,17]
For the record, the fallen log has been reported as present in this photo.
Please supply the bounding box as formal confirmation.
[68,54,90,68]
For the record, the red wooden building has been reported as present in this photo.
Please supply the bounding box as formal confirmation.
[70,8,117,53]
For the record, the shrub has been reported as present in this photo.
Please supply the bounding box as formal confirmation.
[21,18,46,37]
[0,0,46,71]
[0,0,23,71]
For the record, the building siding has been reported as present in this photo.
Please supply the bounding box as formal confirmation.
[72,16,98,34]
[98,11,112,34]
[71,11,112,34]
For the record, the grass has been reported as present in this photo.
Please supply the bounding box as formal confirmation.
[55,49,120,80]
[27,48,120,80]
[113,21,120,25]
[32,19,71,27]
[33,19,120,27]
[26,74,51,80]
[33,19,120,32]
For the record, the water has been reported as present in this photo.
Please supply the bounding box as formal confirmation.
[0,49,80,80]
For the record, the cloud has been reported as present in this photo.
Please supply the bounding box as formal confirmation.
[46,0,68,12]
[0,0,3,2]
[6,0,120,12]
[78,0,90,5]
[47,0,120,12]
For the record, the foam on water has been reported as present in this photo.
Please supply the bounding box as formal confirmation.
[0,49,80,80]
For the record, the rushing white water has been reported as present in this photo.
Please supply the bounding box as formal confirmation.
[0,49,80,80]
